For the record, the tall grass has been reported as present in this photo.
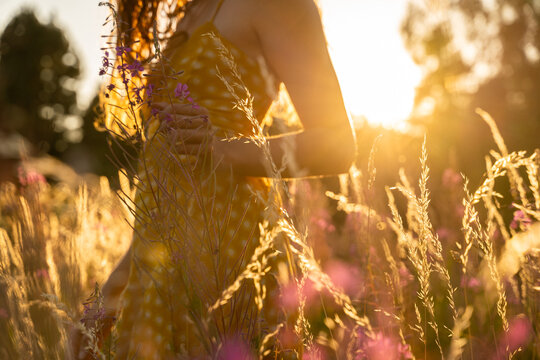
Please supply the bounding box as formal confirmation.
[0,2,539,359]
[0,123,538,359]
[0,172,132,358]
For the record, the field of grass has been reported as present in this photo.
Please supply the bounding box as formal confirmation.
[0,5,538,358]
[0,114,538,359]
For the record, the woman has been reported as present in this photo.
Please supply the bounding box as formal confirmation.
[74,0,355,358]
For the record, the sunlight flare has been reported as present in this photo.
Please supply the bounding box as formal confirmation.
[319,0,422,130]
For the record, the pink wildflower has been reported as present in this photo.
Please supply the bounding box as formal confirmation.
[494,316,532,359]
[277,327,298,350]
[460,274,482,290]
[174,83,190,100]
[506,316,532,351]
[219,338,254,360]
[365,332,398,360]
[174,82,200,109]
[313,217,335,233]
[303,344,326,360]
[325,260,362,296]
[397,343,413,359]
[436,227,450,240]
[442,168,462,188]
[279,279,318,311]
[510,209,532,230]
[280,282,299,310]
[18,168,46,186]
[35,268,50,280]
[399,264,414,287]
[455,204,465,217]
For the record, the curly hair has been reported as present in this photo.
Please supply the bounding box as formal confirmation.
[116,0,188,59]
[97,0,189,135]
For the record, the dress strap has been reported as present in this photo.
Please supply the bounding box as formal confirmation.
[210,0,225,22]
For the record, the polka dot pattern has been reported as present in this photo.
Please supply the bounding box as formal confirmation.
[114,20,283,359]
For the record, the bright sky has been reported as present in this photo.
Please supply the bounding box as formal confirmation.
[0,0,421,129]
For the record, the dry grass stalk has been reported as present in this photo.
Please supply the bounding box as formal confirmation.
[477,108,529,206]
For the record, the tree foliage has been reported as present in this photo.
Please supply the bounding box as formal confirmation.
[402,0,540,178]
[0,9,81,157]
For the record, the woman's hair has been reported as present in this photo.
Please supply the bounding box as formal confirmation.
[116,0,186,59]
[97,0,187,136]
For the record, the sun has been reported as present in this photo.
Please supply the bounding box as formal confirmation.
[318,0,421,131]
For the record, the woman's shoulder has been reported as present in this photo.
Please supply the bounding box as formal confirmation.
[234,0,320,24]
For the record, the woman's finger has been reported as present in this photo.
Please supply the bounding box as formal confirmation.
[173,128,210,144]
[175,143,212,156]
[153,102,209,116]
[164,115,210,129]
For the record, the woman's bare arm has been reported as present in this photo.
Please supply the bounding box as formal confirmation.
[69,246,131,359]
[214,0,355,178]
[101,245,132,311]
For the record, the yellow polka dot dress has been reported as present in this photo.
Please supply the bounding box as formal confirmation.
[113,3,283,359]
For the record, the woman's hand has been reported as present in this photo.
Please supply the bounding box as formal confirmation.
[153,102,218,156]
[68,311,116,360]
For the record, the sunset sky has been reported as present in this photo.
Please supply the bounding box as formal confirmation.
[0,0,421,129]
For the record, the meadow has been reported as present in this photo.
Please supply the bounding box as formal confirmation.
[0,3,539,359]
[0,109,538,358]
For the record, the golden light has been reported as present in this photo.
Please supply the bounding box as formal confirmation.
[319,0,422,131]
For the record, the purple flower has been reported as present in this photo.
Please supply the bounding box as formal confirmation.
[133,85,145,104]
[115,45,131,57]
[127,60,144,77]
[173,82,201,109]
[146,83,155,99]
[174,82,190,99]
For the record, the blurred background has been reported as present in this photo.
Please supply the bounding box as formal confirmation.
[0,0,538,185]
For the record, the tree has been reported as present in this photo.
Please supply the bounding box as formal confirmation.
[0,9,81,157]
[401,0,540,180]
